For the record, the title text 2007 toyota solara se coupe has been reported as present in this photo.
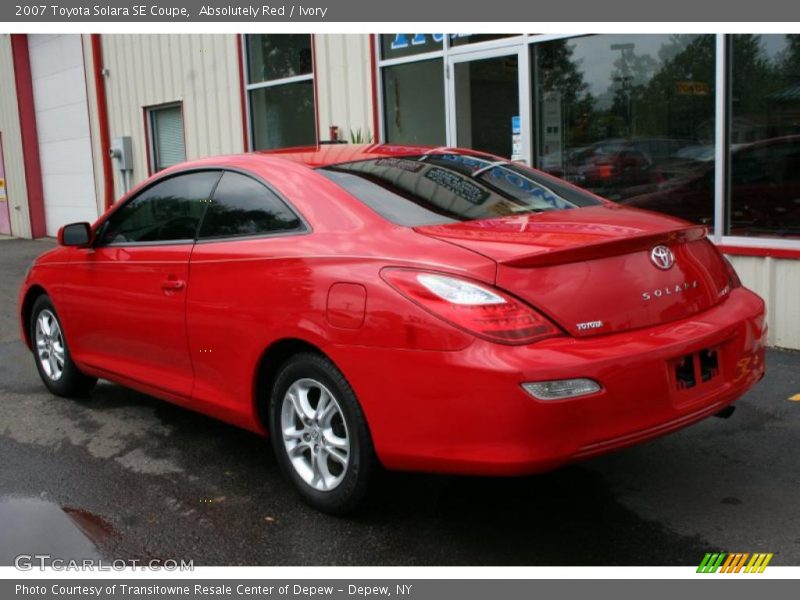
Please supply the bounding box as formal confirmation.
[19,144,766,513]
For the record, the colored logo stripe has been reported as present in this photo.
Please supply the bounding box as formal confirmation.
[698,552,773,573]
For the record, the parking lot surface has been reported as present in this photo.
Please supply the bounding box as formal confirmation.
[1,238,798,566]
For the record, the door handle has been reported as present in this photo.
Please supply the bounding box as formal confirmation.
[161,279,186,291]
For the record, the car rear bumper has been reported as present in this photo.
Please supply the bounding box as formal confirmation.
[334,287,767,475]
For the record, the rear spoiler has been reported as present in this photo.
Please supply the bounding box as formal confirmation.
[500,225,708,268]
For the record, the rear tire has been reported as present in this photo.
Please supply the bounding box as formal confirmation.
[269,352,374,514]
[29,295,97,397]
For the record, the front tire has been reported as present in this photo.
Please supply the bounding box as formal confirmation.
[269,352,374,514]
[30,295,97,397]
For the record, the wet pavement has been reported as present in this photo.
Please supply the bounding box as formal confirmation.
[1,238,799,566]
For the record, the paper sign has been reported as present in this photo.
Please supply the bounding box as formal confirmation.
[511,116,522,161]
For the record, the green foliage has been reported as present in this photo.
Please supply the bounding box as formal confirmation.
[349,128,374,144]
[536,34,800,146]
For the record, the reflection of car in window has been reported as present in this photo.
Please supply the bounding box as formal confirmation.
[319,153,590,227]
[540,138,706,201]
[622,135,800,237]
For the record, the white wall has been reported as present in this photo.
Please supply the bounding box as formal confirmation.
[28,34,98,235]
[728,255,800,350]
[314,34,374,142]
[99,34,244,197]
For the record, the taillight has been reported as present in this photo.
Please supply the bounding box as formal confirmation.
[381,269,562,345]
[595,164,614,179]
[722,256,742,289]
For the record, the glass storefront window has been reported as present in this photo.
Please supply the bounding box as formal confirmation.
[533,34,716,226]
[246,34,313,84]
[455,55,519,158]
[380,35,519,60]
[382,59,446,146]
[250,81,316,150]
[729,35,800,238]
[245,34,316,150]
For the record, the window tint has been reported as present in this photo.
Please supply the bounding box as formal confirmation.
[199,172,303,239]
[98,171,221,245]
[318,153,600,227]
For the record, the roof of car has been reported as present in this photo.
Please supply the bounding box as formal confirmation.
[253,143,490,168]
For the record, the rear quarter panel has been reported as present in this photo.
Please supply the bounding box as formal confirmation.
[184,163,497,433]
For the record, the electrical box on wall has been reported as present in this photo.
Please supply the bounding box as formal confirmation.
[109,137,133,171]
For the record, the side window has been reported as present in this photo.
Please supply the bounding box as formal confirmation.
[198,172,303,239]
[98,171,221,245]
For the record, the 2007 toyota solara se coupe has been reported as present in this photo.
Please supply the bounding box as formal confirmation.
[19,144,766,513]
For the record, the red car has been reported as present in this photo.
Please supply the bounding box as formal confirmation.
[18,144,767,513]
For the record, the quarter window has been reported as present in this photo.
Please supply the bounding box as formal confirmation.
[98,171,221,245]
[198,172,303,239]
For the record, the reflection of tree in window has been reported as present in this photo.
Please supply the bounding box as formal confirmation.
[636,36,715,141]
[247,34,312,83]
[536,40,593,146]
[729,34,800,236]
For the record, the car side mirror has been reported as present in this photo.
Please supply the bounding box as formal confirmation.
[58,222,93,247]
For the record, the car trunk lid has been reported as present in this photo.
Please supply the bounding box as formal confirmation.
[414,206,732,337]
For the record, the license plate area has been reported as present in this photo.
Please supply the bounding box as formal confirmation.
[671,346,722,396]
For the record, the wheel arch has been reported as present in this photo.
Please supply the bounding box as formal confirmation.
[20,284,48,349]
[253,337,332,433]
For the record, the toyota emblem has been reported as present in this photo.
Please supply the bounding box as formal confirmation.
[650,245,675,270]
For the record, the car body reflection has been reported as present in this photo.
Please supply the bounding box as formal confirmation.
[622,135,800,236]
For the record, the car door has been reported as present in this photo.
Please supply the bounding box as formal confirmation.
[185,170,307,426]
[62,170,222,401]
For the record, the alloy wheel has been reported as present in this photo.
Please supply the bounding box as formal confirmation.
[35,309,65,381]
[280,378,350,491]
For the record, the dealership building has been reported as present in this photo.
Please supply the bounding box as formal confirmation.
[0,33,797,347]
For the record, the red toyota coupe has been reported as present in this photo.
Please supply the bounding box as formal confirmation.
[18,144,766,513]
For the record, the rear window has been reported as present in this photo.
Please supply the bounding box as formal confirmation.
[317,153,602,227]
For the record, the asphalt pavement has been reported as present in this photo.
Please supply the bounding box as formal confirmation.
[1,238,798,566]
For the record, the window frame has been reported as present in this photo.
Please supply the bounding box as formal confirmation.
[93,169,222,248]
[144,101,186,175]
[717,34,800,252]
[93,167,310,249]
[241,34,318,151]
[372,33,800,254]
